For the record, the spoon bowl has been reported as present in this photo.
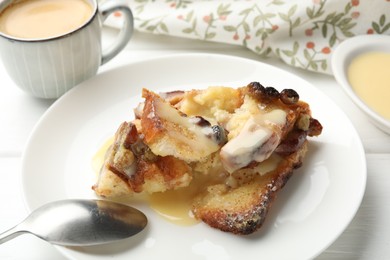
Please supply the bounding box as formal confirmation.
[0,199,147,246]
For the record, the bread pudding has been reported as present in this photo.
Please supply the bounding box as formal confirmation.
[92,82,322,235]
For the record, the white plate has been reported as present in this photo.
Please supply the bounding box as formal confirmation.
[21,54,366,260]
[332,34,390,134]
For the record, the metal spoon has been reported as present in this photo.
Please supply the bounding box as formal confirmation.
[0,199,147,246]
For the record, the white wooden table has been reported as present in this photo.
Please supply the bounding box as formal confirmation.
[1,29,390,259]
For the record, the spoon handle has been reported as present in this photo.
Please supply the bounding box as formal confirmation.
[0,225,26,244]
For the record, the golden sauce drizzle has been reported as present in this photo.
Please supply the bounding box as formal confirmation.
[91,137,114,175]
[148,171,227,226]
[348,51,390,120]
[148,187,200,226]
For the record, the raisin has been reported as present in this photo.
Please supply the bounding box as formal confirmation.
[307,118,323,136]
[280,89,299,105]
[211,125,227,145]
[247,82,266,100]
[265,87,280,100]
[248,82,265,92]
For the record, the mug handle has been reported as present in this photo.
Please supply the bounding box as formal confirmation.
[99,1,134,65]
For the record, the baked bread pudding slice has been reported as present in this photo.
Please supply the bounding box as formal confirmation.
[92,82,322,235]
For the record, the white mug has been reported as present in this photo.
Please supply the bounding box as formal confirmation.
[0,0,133,99]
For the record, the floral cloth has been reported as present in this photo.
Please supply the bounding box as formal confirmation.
[109,0,390,74]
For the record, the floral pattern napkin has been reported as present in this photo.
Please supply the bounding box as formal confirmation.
[107,0,390,74]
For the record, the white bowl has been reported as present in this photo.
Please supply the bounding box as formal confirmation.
[332,35,390,134]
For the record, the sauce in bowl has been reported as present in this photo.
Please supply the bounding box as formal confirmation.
[347,51,390,120]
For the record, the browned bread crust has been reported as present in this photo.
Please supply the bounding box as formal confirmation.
[192,141,307,235]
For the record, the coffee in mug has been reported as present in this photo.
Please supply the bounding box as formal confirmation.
[0,0,93,39]
[0,0,133,99]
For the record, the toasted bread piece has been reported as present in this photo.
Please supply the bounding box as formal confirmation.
[92,121,192,197]
[93,82,322,235]
[192,141,307,235]
[141,89,225,162]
